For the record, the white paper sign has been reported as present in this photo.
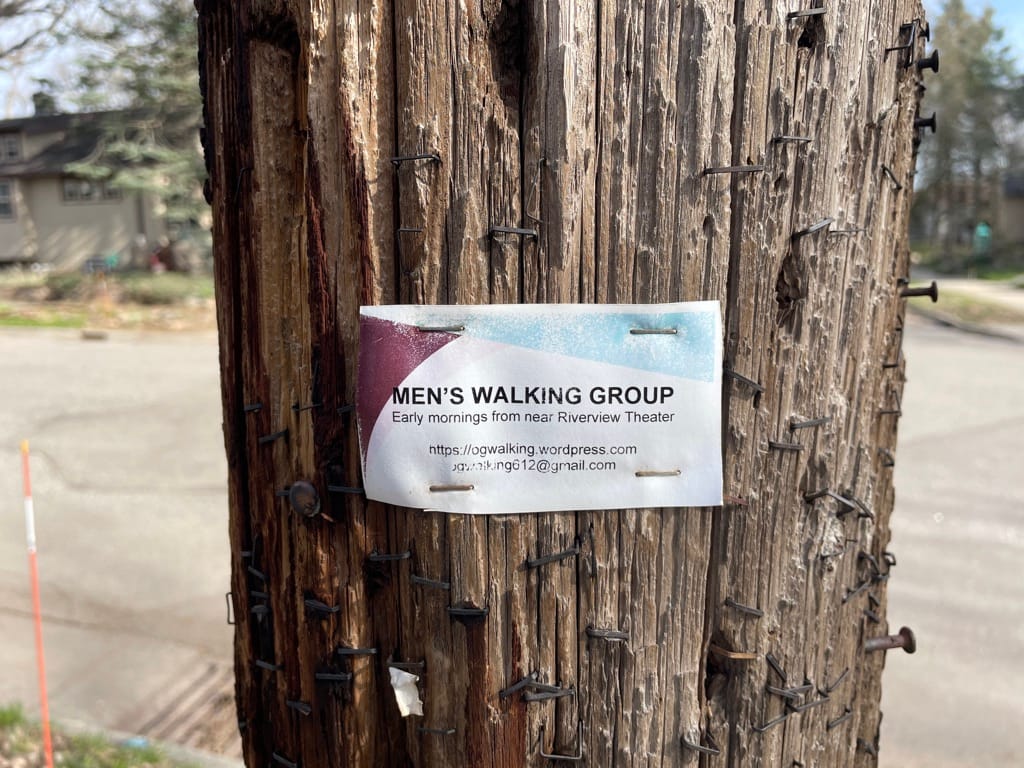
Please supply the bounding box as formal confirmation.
[356,303,722,514]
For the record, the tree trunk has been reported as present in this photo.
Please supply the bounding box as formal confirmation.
[197,1,925,765]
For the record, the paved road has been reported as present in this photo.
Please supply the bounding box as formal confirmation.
[880,318,1024,767]
[1,318,1021,764]
[0,328,234,749]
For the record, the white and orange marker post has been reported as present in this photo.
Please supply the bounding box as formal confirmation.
[21,440,55,768]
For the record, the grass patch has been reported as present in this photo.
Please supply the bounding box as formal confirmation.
[916,289,1024,325]
[0,703,195,768]
[0,304,86,329]
[116,273,214,306]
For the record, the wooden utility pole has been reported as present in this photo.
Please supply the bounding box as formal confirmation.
[198,1,929,765]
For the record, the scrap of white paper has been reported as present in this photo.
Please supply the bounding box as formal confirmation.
[389,666,424,717]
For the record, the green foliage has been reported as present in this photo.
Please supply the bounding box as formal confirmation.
[117,273,214,305]
[66,1,206,228]
[0,703,26,728]
[44,271,85,300]
[912,1,1024,254]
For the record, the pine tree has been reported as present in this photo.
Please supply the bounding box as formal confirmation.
[66,0,206,229]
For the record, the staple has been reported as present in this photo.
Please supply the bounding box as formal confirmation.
[388,660,426,672]
[724,597,764,618]
[766,685,805,702]
[243,403,263,413]
[250,590,269,600]
[857,738,878,756]
[793,218,835,238]
[489,225,538,239]
[275,489,290,498]
[823,668,850,694]
[430,483,475,493]
[723,495,749,507]
[251,604,270,616]
[858,551,882,574]
[635,469,681,477]
[790,416,831,431]
[286,700,312,716]
[225,592,235,625]
[327,484,364,495]
[397,227,424,234]
[315,671,353,685]
[769,441,804,452]
[233,166,253,203]
[629,327,678,335]
[879,449,896,467]
[766,653,788,683]
[304,598,341,615]
[869,593,881,608]
[883,551,897,567]
[681,731,721,756]
[292,402,322,413]
[828,227,866,236]
[336,646,378,657]
[368,550,413,562]
[843,580,872,604]
[702,164,765,175]
[772,135,813,144]
[447,605,489,621]
[390,152,441,166]
[499,672,539,699]
[258,429,289,446]
[240,550,253,559]
[827,708,854,730]
[787,8,827,19]
[882,165,904,190]
[709,644,757,661]
[752,712,790,733]
[410,574,451,590]
[788,697,829,714]
[272,753,298,768]
[418,727,456,736]
[585,626,629,642]
[337,404,355,415]
[246,566,267,582]
[878,408,903,417]
[539,721,584,762]
[526,543,580,569]
[883,353,903,370]
[805,489,858,514]
[523,686,575,702]
[724,367,766,393]
[864,608,882,624]
[417,325,465,333]
[254,659,283,672]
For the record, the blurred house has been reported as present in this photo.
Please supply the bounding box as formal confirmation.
[0,104,165,267]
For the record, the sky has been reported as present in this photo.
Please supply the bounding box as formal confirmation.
[1,1,1023,118]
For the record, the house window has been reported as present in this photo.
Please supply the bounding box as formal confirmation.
[62,177,122,203]
[0,181,13,218]
[0,135,19,162]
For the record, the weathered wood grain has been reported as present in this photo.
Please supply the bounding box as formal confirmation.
[198,0,926,764]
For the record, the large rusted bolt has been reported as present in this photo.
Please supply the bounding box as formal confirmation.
[288,481,321,518]
[865,626,916,654]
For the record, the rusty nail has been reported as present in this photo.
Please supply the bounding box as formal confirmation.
[914,112,938,133]
[901,280,938,301]
[865,626,916,654]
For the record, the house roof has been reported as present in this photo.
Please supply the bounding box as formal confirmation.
[0,110,129,178]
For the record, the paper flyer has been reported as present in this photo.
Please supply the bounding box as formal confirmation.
[356,303,723,514]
